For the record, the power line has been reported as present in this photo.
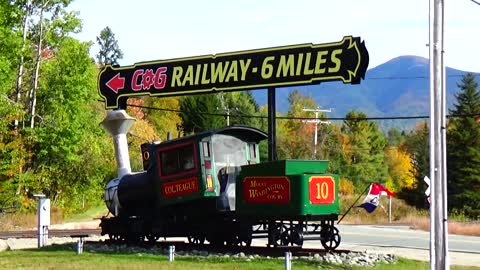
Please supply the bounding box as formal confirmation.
[470,0,480,6]
[126,103,480,121]
[366,73,475,80]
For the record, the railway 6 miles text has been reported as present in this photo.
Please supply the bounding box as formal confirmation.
[171,48,343,87]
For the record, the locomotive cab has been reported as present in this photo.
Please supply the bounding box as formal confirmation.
[212,134,251,211]
[144,126,267,212]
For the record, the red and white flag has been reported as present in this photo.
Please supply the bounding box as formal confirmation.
[358,183,396,213]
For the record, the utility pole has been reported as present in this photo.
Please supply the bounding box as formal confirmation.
[303,107,331,159]
[429,0,449,269]
[218,92,234,126]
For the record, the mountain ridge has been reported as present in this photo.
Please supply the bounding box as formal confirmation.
[251,55,476,131]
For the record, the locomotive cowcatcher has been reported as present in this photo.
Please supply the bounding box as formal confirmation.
[100,125,342,250]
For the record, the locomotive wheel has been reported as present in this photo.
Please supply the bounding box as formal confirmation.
[126,233,144,244]
[320,226,341,251]
[147,234,159,244]
[235,233,252,247]
[236,236,252,247]
[235,224,253,247]
[208,236,226,246]
[291,227,304,246]
[188,235,206,245]
[109,234,121,242]
[280,229,291,246]
[269,224,287,247]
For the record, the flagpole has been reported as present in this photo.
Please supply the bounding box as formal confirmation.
[337,184,370,224]
[388,196,392,223]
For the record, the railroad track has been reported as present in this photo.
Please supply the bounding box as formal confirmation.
[0,229,101,239]
[0,228,348,257]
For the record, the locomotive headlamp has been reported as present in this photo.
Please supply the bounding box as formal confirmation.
[206,174,214,191]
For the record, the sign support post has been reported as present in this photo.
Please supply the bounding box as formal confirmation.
[268,87,276,161]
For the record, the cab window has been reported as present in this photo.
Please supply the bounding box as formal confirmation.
[159,143,196,177]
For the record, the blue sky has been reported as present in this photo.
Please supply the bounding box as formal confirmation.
[70,0,480,72]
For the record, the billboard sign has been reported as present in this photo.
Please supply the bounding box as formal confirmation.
[98,36,369,109]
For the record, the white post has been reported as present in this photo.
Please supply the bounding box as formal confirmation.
[35,194,50,248]
[168,245,175,262]
[284,251,292,270]
[76,238,84,255]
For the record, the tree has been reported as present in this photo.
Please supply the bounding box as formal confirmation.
[384,146,415,191]
[278,90,317,159]
[141,97,182,140]
[11,0,32,130]
[179,93,223,134]
[96,26,123,66]
[402,122,430,208]
[341,111,388,189]
[27,37,113,211]
[447,73,480,218]
[0,2,117,213]
[218,91,261,128]
[128,118,160,171]
[387,128,405,147]
[27,0,81,128]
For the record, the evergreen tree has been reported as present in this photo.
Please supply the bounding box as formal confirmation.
[341,111,388,189]
[96,26,123,66]
[447,73,480,218]
[402,122,430,208]
[387,128,405,147]
[179,94,223,134]
[220,91,261,128]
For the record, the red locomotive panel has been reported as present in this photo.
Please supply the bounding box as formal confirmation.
[162,177,199,198]
[243,177,290,204]
[308,176,335,204]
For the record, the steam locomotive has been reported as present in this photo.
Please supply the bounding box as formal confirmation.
[100,125,341,250]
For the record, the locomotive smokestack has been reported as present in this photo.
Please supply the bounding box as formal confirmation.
[101,110,136,178]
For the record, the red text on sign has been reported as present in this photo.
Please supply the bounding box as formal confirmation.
[132,67,167,91]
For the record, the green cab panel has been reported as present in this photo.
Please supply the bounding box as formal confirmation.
[236,160,339,219]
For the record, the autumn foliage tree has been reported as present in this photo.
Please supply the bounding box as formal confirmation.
[384,146,415,191]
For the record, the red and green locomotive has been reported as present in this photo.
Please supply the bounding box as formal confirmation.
[100,125,341,250]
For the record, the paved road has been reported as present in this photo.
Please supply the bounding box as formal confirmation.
[324,224,480,267]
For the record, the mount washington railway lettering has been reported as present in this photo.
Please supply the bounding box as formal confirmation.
[243,177,290,204]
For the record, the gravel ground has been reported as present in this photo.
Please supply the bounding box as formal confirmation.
[4,235,107,250]
[1,236,397,267]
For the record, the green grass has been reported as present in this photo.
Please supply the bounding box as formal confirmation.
[0,244,478,270]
